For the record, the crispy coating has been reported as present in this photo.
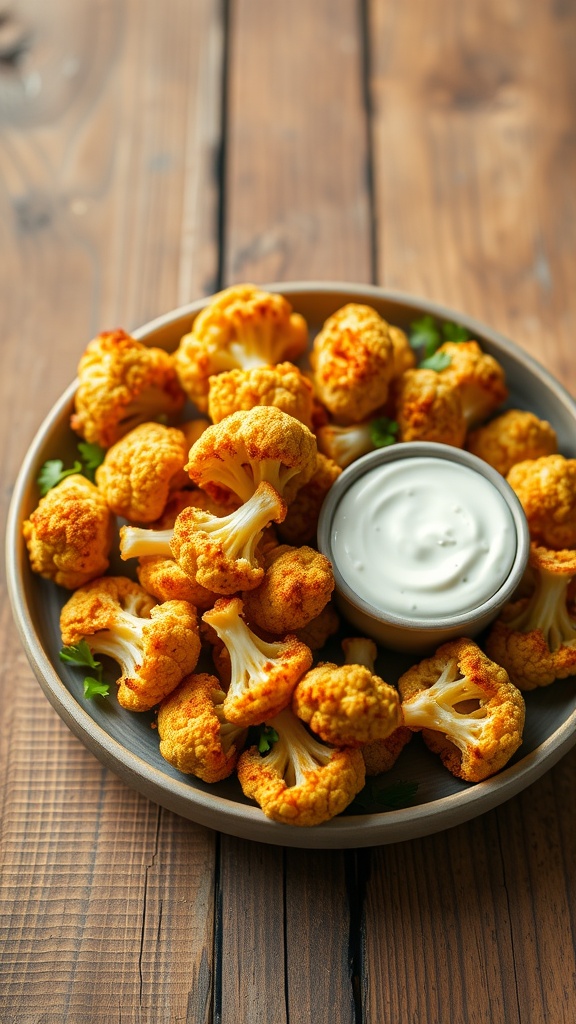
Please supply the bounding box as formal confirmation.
[202,597,313,726]
[277,452,341,545]
[174,284,308,410]
[60,576,201,711]
[237,708,365,826]
[71,329,185,448]
[95,422,189,523]
[506,454,576,549]
[186,405,317,504]
[170,482,287,594]
[242,544,335,634]
[485,544,576,689]
[294,603,340,650]
[393,367,466,446]
[466,409,557,477]
[310,304,396,424]
[438,340,508,428]
[208,362,314,428]
[157,673,247,782]
[398,638,525,782]
[293,660,401,748]
[361,728,413,776]
[23,474,114,589]
[389,325,417,377]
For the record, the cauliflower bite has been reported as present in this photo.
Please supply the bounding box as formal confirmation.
[202,597,313,726]
[186,405,317,505]
[277,452,341,545]
[23,474,114,589]
[208,362,314,428]
[95,422,189,523]
[71,328,185,448]
[294,602,340,651]
[237,707,365,826]
[316,420,381,470]
[310,304,396,424]
[437,340,508,428]
[389,325,417,377]
[174,284,308,410]
[398,638,525,782]
[157,673,247,782]
[60,576,201,711]
[506,454,576,549]
[338,637,411,775]
[393,367,466,446]
[293,639,401,748]
[121,481,286,595]
[466,409,558,477]
[485,544,576,689]
[242,544,335,634]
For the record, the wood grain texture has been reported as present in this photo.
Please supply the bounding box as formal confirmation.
[1,0,576,1020]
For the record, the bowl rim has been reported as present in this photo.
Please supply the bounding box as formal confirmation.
[317,441,531,632]
[6,280,576,849]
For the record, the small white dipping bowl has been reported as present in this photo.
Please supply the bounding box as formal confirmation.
[318,441,530,654]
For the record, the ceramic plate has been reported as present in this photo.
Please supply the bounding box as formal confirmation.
[7,283,576,848]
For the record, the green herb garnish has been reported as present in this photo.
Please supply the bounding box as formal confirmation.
[442,321,469,342]
[419,350,452,372]
[256,725,279,754]
[37,441,106,494]
[409,315,441,358]
[59,640,109,699]
[351,778,419,812]
[369,417,398,448]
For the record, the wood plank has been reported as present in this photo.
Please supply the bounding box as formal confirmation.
[366,1,576,1020]
[0,0,224,1019]
[219,1,372,1020]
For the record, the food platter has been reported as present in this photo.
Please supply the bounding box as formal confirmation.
[6,282,576,849]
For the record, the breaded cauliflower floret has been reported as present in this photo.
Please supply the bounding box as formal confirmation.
[389,325,417,377]
[242,544,335,634]
[23,474,114,589]
[310,304,396,424]
[71,328,185,448]
[237,707,365,826]
[485,544,576,689]
[338,637,411,775]
[393,367,466,446]
[202,597,313,726]
[60,576,201,711]
[174,284,308,410]
[157,673,247,782]
[398,638,525,782]
[121,482,286,595]
[208,362,314,428]
[186,405,317,504]
[506,454,576,549]
[277,453,341,545]
[316,421,380,470]
[466,409,557,477]
[95,422,189,523]
[438,340,508,428]
[293,637,401,748]
[294,602,340,651]
[134,489,227,610]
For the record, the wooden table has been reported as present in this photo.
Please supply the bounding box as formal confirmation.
[2,2,576,1020]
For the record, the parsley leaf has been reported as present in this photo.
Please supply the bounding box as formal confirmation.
[419,350,452,372]
[351,778,419,813]
[60,641,108,699]
[256,725,279,754]
[37,459,83,495]
[77,441,105,481]
[369,417,398,448]
[442,321,469,342]
[409,315,441,359]
[37,441,106,494]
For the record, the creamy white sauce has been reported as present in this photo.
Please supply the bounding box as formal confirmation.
[331,456,516,620]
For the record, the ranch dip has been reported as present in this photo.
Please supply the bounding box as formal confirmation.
[331,456,517,620]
